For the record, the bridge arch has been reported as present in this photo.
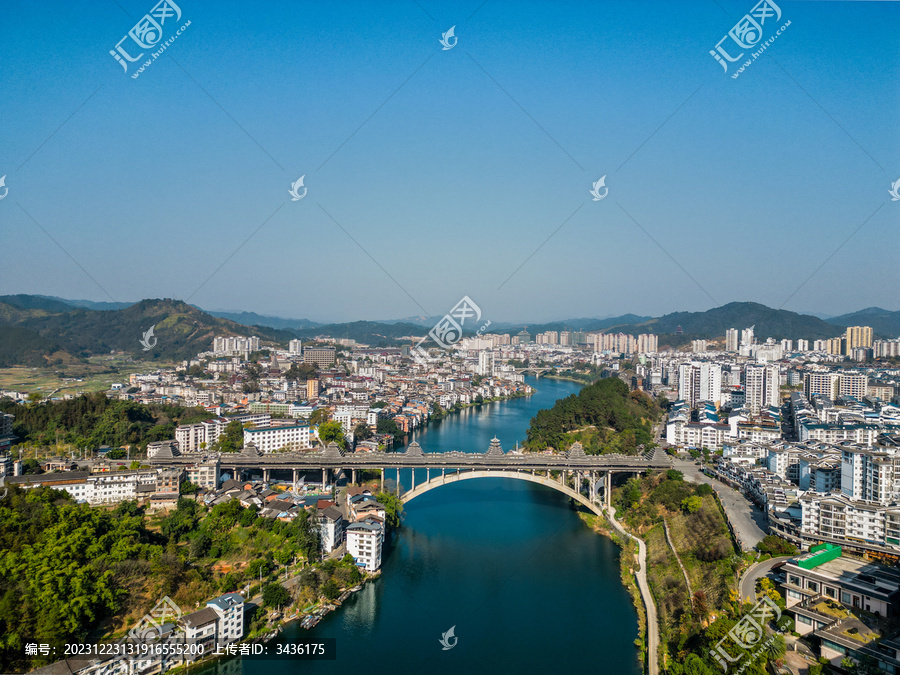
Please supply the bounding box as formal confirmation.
[400,470,604,517]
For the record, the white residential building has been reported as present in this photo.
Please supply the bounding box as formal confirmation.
[243,423,311,452]
[346,520,383,572]
[206,592,244,644]
[319,506,344,553]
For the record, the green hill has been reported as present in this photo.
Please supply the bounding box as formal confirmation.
[0,297,290,364]
[827,307,900,338]
[524,377,662,454]
[604,302,843,340]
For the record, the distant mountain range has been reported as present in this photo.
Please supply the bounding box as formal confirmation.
[0,295,897,368]
[203,310,321,331]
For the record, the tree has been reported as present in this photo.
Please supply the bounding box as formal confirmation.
[764,634,786,663]
[308,408,330,426]
[757,535,798,556]
[262,582,291,608]
[180,481,200,494]
[214,420,244,452]
[317,421,346,450]
[285,362,317,381]
[21,458,43,474]
[376,418,405,446]
[681,496,702,514]
[189,530,211,558]
[621,477,642,508]
[321,579,340,600]
[353,421,373,441]
[375,492,403,529]
[238,505,258,527]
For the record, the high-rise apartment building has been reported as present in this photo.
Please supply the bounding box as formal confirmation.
[725,328,739,352]
[745,364,780,414]
[636,333,658,354]
[845,326,874,350]
[804,372,839,399]
[699,363,723,408]
[826,338,843,355]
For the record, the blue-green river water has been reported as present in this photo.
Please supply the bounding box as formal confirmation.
[198,376,641,674]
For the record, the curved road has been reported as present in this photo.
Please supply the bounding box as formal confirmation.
[739,556,793,603]
[608,506,658,675]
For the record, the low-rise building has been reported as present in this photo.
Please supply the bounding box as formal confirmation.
[782,545,900,616]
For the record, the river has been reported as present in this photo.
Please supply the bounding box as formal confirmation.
[199,376,641,675]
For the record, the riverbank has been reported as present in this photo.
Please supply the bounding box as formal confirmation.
[428,389,532,423]
[188,375,645,675]
[579,510,655,675]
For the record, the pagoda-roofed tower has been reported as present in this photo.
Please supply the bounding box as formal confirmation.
[485,437,505,458]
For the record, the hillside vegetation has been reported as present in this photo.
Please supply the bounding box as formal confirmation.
[0,486,349,673]
[0,392,213,451]
[616,471,792,674]
[524,377,662,453]
[0,298,291,365]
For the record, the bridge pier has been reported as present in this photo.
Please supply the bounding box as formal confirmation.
[380,468,384,491]
[351,469,356,484]
[263,468,269,483]
[605,472,612,508]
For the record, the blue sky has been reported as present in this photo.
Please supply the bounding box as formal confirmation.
[1,0,898,323]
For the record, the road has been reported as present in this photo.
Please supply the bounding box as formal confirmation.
[672,458,768,551]
[608,506,658,675]
[739,556,793,603]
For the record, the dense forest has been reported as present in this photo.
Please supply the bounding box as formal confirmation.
[0,393,213,450]
[524,377,662,453]
[0,486,327,672]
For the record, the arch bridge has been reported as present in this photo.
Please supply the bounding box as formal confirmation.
[151,437,672,511]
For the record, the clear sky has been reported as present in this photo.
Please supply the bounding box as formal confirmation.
[1,0,898,323]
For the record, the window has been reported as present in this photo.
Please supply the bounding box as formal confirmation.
[841,591,852,604]
[788,575,801,586]
[796,615,811,625]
